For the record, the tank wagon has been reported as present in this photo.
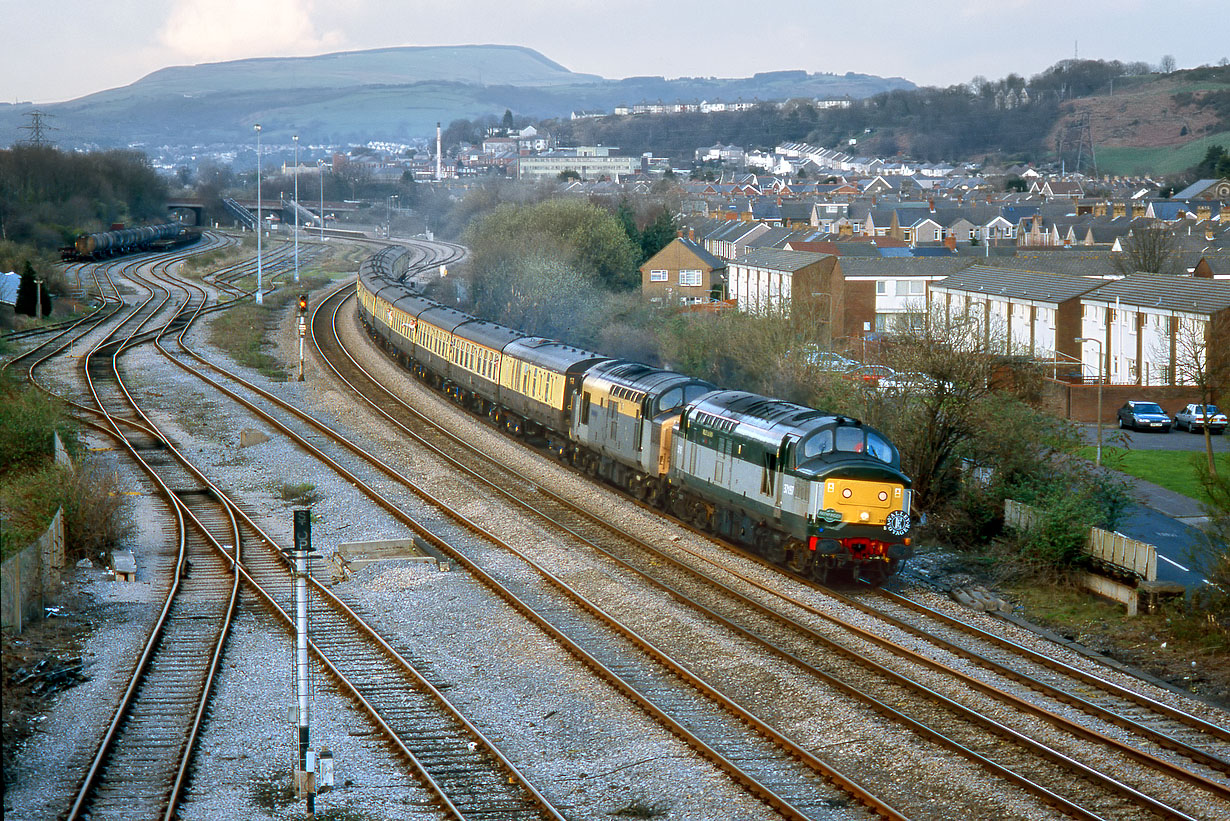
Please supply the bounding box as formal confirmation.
[356,247,914,583]
[64,223,201,260]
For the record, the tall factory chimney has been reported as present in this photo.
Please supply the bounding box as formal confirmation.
[436,122,442,181]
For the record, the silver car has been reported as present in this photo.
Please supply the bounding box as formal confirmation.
[1174,403,1228,434]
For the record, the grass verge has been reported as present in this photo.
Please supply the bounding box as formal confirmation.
[1096,129,1230,176]
[208,274,327,380]
[1002,582,1230,702]
[1079,445,1229,504]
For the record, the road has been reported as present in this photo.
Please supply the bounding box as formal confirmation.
[1074,424,1224,586]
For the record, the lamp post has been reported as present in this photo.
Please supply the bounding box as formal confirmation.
[293,134,299,283]
[317,160,325,241]
[1076,336,1103,466]
[254,123,263,305]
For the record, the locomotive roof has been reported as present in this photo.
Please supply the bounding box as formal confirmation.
[586,360,713,396]
[503,337,610,373]
[686,390,838,448]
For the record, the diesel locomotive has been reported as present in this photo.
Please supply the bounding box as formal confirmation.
[356,247,914,583]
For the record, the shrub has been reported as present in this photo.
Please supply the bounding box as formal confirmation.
[1,462,129,560]
[0,376,76,478]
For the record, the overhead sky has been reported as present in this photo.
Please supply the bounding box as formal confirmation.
[3,0,1226,104]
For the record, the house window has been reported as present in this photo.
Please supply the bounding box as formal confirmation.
[650,269,668,282]
[680,269,702,287]
[895,280,924,296]
[876,281,888,295]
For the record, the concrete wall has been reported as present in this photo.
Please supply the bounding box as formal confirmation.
[1,508,64,634]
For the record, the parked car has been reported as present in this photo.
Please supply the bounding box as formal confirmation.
[1116,400,1172,432]
[795,346,859,372]
[844,364,896,385]
[877,371,947,393]
[1174,404,1228,434]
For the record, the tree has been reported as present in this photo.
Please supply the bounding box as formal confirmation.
[1113,225,1179,275]
[615,198,639,249]
[1172,310,1230,476]
[639,208,677,265]
[14,260,48,318]
[1159,54,1178,74]
[502,109,515,132]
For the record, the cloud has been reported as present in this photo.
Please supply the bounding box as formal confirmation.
[158,0,344,63]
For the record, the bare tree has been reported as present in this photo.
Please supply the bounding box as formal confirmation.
[1159,54,1178,74]
[1113,225,1179,275]
[1173,310,1230,476]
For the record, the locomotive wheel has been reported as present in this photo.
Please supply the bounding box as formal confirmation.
[786,543,810,575]
[691,503,711,530]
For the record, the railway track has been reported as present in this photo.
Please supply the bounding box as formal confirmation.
[138,241,900,819]
[6,239,243,821]
[304,246,1230,820]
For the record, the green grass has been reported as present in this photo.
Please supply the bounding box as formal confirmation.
[1096,130,1230,176]
[1079,445,1229,503]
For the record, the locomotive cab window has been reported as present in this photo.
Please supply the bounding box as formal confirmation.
[798,429,833,462]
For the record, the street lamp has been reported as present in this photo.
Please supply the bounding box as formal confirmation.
[317,160,325,241]
[1076,336,1103,466]
[293,134,299,283]
[254,123,263,305]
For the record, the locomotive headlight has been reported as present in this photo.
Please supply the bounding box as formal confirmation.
[878,491,888,501]
[859,511,870,521]
[842,488,852,498]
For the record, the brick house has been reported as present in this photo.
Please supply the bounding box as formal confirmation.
[927,264,1103,361]
[641,237,727,305]
[727,248,843,326]
[1076,274,1230,388]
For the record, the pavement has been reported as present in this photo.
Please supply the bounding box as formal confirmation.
[1074,424,1223,586]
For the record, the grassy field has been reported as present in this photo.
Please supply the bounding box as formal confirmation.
[1096,130,1230,176]
[1081,445,1228,503]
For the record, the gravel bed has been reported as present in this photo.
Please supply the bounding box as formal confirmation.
[9,262,1229,821]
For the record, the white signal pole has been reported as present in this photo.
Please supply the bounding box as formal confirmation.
[254,123,263,304]
[293,134,300,283]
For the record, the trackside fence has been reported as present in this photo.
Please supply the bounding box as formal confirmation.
[1004,499,1176,615]
[2,508,65,634]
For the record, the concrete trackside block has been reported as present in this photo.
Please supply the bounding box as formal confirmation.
[110,549,137,582]
[240,429,270,447]
[337,537,443,573]
[1081,572,1138,616]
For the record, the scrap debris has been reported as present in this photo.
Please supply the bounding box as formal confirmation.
[9,655,89,697]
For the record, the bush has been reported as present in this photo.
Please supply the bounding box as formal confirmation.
[1,462,129,560]
[0,376,75,478]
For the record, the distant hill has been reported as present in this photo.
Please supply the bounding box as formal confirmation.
[0,45,913,150]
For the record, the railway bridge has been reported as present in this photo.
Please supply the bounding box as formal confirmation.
[166,197,358,227]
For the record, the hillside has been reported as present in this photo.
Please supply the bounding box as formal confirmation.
[1047,70,1230,175]
[0,45,912,150]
